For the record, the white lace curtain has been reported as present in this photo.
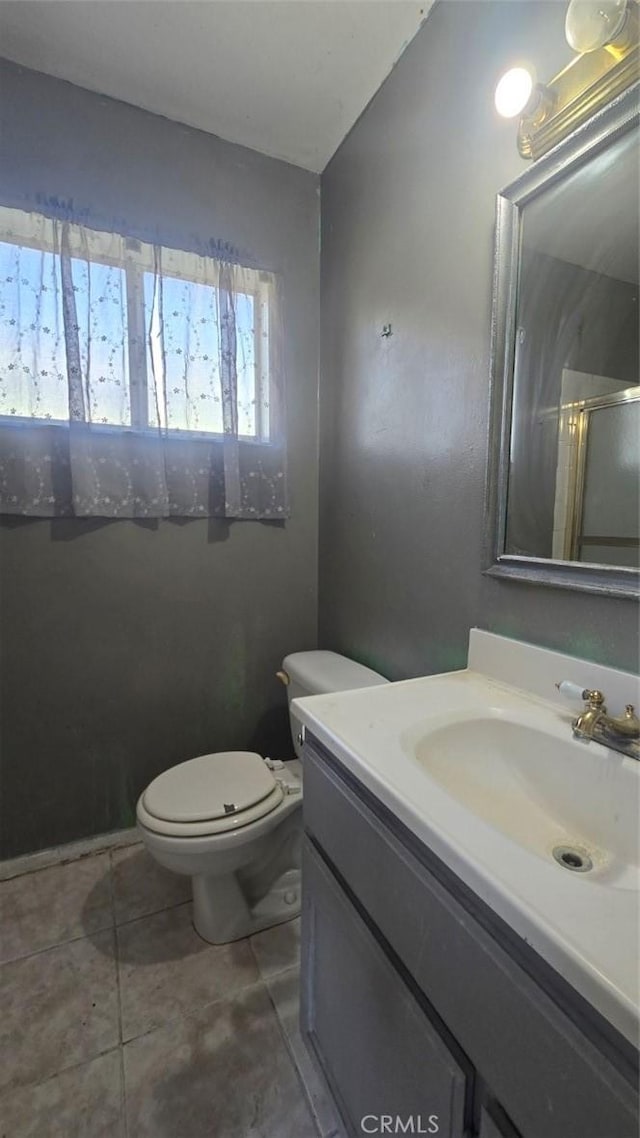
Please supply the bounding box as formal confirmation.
[0,206,288,518]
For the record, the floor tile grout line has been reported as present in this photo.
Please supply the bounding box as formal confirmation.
[0,985,332,1136]
[3,892,314,1133]
[120,972,271,1047]
[109,852,124,1047]
[107,849,118,939]
[0,897,196,968]
[252,958,302,983]
[4,853,306,1126]
[110,852,129,1138]
[0,922,114,969]
[247,919,301,979]
[264,969,325,1138]
[118,920,301,1045]
[114,896,193,932]
[264,957,346,1138]
[119,1045,129,1138]
[119,964,323,1133]
[0,1043,122,1101]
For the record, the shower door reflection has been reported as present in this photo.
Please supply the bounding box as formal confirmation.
[564,388,640,568]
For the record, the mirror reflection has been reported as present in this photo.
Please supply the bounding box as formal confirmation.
[505,127,639,569]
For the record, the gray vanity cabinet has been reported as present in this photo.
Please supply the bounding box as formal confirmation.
[302,837,468,1138]
[301,736,639,1138]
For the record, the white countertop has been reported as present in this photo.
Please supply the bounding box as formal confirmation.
[293,631,640,1047]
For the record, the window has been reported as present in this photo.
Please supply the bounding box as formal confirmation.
[0,206,287,519]
[0,206,273,441]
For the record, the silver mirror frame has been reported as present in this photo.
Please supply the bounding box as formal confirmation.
[484,83,640,600]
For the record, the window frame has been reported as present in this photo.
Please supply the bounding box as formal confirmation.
[0,209,276,445]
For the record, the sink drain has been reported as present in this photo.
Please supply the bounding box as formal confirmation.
[552,845,593,873]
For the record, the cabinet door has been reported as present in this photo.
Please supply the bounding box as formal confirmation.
[303,740,639,1138]
[301,838,468,1138]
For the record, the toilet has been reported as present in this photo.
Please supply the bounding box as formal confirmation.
[136,651,388,944]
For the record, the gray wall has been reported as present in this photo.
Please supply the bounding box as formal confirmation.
[0,60,320,858]
[318,0,639,681]
[2,5,639,859]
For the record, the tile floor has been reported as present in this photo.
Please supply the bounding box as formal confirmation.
[0,841,344,1138]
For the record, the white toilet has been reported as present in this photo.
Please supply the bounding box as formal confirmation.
[136,650,388,944]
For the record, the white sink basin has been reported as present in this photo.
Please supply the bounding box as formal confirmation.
[405,711,639,888]
[293,630,640,1046]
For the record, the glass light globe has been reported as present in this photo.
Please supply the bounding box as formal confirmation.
[494,68,535,119]
[565,0,628,53]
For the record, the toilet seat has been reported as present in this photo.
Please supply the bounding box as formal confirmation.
[139,751,285,837]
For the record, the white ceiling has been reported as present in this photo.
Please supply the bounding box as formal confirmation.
[0,0,431,172]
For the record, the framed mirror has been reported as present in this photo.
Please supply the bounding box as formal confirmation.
[486,85,639,598]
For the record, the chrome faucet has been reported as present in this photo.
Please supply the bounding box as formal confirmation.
[558,684,640,761]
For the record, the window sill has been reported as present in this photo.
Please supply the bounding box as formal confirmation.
[0,415,273,447]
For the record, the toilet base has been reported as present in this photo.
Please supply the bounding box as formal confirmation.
[137,764,303,945]
[192,867,301,943]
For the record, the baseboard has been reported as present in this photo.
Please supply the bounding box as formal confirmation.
[0,826,140,881]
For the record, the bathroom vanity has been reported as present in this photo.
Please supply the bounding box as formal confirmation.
[295,633,640,1138]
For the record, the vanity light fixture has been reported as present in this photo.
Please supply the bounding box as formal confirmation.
[513,0,638,158]
[494,67,535,118]
[495,67,555,137]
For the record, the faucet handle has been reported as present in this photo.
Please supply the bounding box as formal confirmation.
[612,704,640,739]
[556,680,587,702]
[556,681,606,710]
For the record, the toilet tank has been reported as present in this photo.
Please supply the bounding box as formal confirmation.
[280,650,388,758]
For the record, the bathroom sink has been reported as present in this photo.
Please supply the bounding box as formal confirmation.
[293,630,640,1045]
[407,711,639,888]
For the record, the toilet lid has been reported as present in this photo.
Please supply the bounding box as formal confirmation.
[142,751,277,824]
